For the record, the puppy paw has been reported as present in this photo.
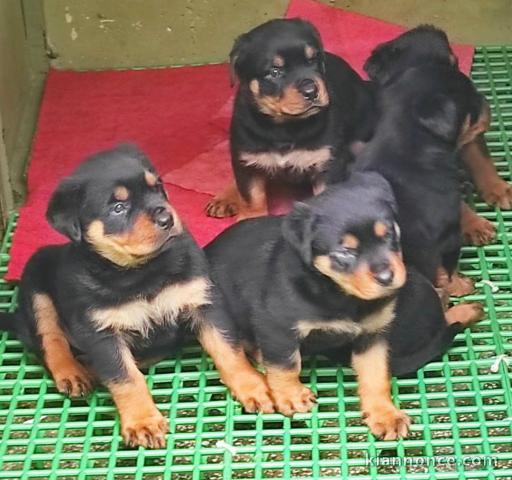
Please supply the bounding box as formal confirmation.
[363,406,411,441]
[231,375,275,414]
[205,196,239,218]
[480,178,512,209]
[272,385,316,416]
[121,410,168,449]
[445,274,474,297]
[54,363,93,398]
[462,214,496,246]
[445,302,484,326]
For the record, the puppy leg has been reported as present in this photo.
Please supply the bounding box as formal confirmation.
[265,351,316,417]
[352,341,410,440]
[462,134,512,209]
[235,173,269,221]
[107,345,168,449]
[33,293,93,397]
[460,201,495,246]
[436,267,474,297]
[445,302,484,326]
[206,181,241,218]
[199,325,274,413]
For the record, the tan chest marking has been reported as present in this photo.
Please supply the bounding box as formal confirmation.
[91,277,211,336]
[240,147,331,173]
[296,299,397,339]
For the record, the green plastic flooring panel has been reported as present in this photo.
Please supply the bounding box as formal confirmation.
[1,47,512,480]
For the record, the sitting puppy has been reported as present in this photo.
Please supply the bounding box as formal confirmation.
[0,145,212,449]
[206,18,374,220]
[204,172,412,440]
[364,25,500,245]
[354,61,489,296]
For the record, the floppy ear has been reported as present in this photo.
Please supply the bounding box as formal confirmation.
[229,33,249,86]
[363,43,400,84]
[46,179,83,242]
[414,94,458,143]
[281,202,317,264]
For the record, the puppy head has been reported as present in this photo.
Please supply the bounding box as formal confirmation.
[282,172,406,300]
[364,25,457,85]
[230,18,329,121]
[47,144,183,268]
[408,66,490,148]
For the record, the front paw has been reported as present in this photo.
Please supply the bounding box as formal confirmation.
[230,374,275,414]
[462,214,496,246]
[480,178,512,209]
[121,409,169,449]
[54,363,93,398]
[205,196,239,218]
[271,384,316,416]
[445,274,475,297]
[363,405,411,440]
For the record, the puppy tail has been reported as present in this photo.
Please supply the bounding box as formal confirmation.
[0,311,19,335]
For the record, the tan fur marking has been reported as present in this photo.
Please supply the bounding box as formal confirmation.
[249,79,260,95]
[265,352,316,416]
[342,234,359,250]
[253,77,329,120]
[273,55,285,67]
[352,342,410,440]
[458,103,491,148]
[144,171,158,187]
[86,210,182,267]
[305,45,316,59]
[360,298,396,333]
[313,255,405,300]
[239,147,331,174]
[199,325,274,413]
[109,344,168,448]
[236,175,268,221]
[92,277,211,336]
[296,319,362,338]
[114,186,129,201]
[33,293,92,396]
[374,221,388,238]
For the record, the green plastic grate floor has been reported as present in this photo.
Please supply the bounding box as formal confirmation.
[1,47,512,480]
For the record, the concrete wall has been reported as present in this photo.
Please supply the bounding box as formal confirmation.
[43,0,512,70]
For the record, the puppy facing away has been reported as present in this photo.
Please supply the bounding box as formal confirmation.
[204,172,412,440]
[0,145,213,449]
[364,25,500,245]
[354,61,489,296]
[206,18,375,221]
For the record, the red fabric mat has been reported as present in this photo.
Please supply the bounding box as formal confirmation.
[7,0,474,280]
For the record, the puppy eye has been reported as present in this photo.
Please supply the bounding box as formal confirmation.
[267,66,283,79]
[112,202,128,214]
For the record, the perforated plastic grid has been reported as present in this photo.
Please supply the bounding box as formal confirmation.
[1,47,512,479]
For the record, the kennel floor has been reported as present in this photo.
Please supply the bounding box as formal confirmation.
[1,46,512,480]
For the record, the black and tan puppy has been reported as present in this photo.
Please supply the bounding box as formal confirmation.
[0,145,213,449]
[205,172,412,439]
[355,59,489,296]
[364,25,501,245]
[206,18,374,220]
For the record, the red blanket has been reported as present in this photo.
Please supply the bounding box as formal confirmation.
[6,0,473,280]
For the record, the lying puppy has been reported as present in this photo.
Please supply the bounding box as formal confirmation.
[354,62,488,295]
[364,25,499,245]
[322,267,483,377]
[205,172,412,440]
[206,18,374,220]
[0,145,212,449]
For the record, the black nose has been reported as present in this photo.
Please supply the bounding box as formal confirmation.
[298,79,318,100]
[372,262,394,286]
[153,207,173,230]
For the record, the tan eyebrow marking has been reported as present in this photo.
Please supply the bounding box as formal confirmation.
[342,234,359,249]
[305,45,316,59]
[273,55,285,67]
[144,170,157,187]
[374,222,388,238]
[114,186,130,201]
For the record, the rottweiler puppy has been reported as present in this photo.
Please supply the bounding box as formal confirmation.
[204,172,413,439]
[364,25,501,245]
[0,145,213,449]
[206,18,374,221]
[354,61,488,296]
